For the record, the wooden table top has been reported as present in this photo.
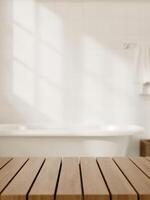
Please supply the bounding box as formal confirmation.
[0,157,150,200]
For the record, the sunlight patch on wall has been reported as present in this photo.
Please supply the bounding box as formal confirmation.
[13,60,35,106]
[38,4,63,52]
[13,0,35,32]
[39,43,62,86]
[82,35,135,124]
[12,0,64,121]
[82,36,114,77]
[81,36,117,125]
[13,24,35,69]
[82,36,109,106]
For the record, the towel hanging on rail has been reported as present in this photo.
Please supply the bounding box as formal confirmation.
[135,42,150,95]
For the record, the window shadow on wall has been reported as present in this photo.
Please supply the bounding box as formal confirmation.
[10,0,141,126]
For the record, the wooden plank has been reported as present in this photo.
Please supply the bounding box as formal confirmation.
[80,157,109,200]
[0,157,28,192]
[114,157,150,200]
[146,157,150,162]
[130,157,150,178]
[29,157,61,200]
[56,157,81,200]
[1,158,45,200]
[0,158,12,170]
[97,158,137,200]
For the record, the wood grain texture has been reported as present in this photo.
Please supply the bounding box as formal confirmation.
[0,158,28,193]
[130,157,150,178]
[114,157,150,200]
[1,158,45,200]
[80,157,109,200]
[97,158,137,200]
[56,158,81,200]
[146,157,150,162]
[140,140,150,156]
[0,157,150,200]
[29,158,61,200]
[0,157,12,169]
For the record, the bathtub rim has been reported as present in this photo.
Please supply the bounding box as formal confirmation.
[0,124,144,137]
[0,130,144,137]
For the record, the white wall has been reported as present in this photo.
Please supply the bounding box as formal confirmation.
[0,0,150,155]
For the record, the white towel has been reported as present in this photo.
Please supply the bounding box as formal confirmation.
[135,43,150,95]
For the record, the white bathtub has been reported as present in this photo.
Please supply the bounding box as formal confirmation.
[0,124,144,157]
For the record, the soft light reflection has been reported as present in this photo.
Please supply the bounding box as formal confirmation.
[11,0,131,126]
[82,36,117,124]
[13,0,63,121]
[13,0,35,32]
[13,60,35,106]
[82,36,109,74]
[39,43,62,86]
[38,4,63,52]
[82,36,107,119]
[13,24,35,69]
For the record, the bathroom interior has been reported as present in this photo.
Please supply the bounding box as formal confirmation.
[0,0,150,157]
